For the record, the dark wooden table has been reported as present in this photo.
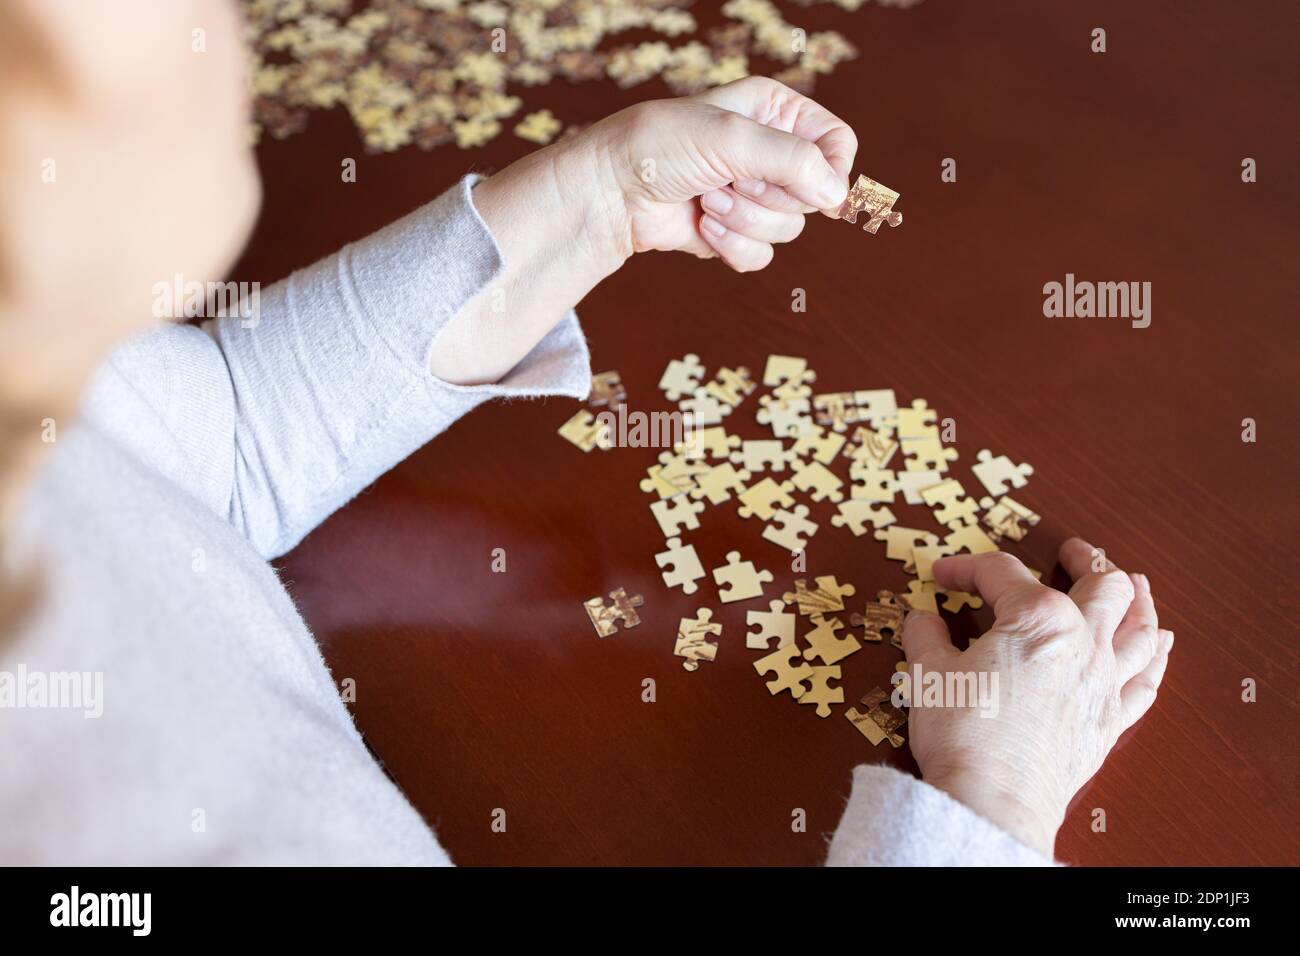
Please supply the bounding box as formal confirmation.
[233,0,1300,865]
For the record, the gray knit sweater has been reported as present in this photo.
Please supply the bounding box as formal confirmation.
[1,177,1051,865]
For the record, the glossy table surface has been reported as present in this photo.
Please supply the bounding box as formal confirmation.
[232,0,1300,865]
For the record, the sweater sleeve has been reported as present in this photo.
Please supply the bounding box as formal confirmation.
[826,764,1059,866]
[79,174,592,559]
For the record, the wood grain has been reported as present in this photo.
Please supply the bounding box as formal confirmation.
[232,0,1300,865]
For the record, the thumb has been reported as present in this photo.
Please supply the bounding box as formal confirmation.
[700,107,848,212]
[901,610,954,663]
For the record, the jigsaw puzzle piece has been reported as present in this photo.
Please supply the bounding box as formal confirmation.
[762,504,819,553]
[650,495,705,538]
[756,393,815,438]
[791,425,846,464]
[845,686,906,747]
[830,499,897,536]
[713,551,774,603]
[729,439,799,474]
[658,353,705,402]
[848,464,900,503]
[972,449,1035,496]
[583,587,644,637]
[703,366,755,407]
[675,426,742,461]
[589,370,626,407]
[980,495,1041,542]
[874,526,941,570]
[842,425,898,469]
[851,389,898,429]
[680,387,732,427]
[903,435,959,473]
[655,537,705,595]
[849,590,906,646]
[920,478,982,529]
[674,608,722,671]
[746,599,796,650]
[558,410,613,452]
[799,665,844,717]
[896,469,942,504]
[791,460,844,503]
[753,642,814,699]
[782,576,856,616]
[801,613,860,666]
[689,462,751,505]
[737,477,796,521]
[762,355,816,389]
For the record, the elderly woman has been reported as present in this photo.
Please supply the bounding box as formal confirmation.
[0,0,1171,865]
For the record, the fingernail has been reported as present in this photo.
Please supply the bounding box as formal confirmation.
[819,172,847,208]
[700,214,726,237]
[702,190,733,215]
[1163,630,1175,649]
[1135,573,1150,593]
[735,179,766,197]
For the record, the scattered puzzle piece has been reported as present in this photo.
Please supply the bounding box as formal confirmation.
[515,108,562,145]
[920,478,982,529]
[689,462,751,505]
[850,591,906,646]
[558,409,613,452]
[704,366,756,407]
[791,460,844,503]
[650,495,706,538]
[783,576,857,616]
[791,426,846,465]
[903,434,959,473]
[676,426,741,461]
[655,537,705,595]
[730,439,799,474]
[674,608,722,671]
[849,464,901,502]
[874,525,941,570]
[852,389,898,429]
[746,599,796,650]
[980,495,1041,542]
[589,370,626,407]
[754,642,814,700]
[896,469,943,504]
[756,393,815,438]
[658,353,705,402]
[713,551,774,603]
[762,355,816,390]
[584,587,644,637]
[801,614,860,666]
[762,504,819,553]
[680,387,732,427]
[799,665,844,717]
[830,499,897,536]
[843,425,898,469]
[845,686,906,747]
[972,449,1035,497]
[737,477,796,521]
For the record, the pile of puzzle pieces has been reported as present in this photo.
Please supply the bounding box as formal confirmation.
[243,0,922,153]
[575,353,1039,749]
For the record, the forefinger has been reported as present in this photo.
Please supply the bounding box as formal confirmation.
[932,551,1044,617]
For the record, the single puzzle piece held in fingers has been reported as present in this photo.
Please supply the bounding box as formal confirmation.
[783,576,856,616]
[655,537,705,595]
[746,599,796,650]
[583,587,644,637]
[713,551,774,603]
[838,174,903,235]
[674,608,722,671]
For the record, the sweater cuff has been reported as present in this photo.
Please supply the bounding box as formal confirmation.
[344,173,591,403]
[826,765,1059,867]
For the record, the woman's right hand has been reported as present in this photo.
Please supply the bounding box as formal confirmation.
[900,539,1174,857]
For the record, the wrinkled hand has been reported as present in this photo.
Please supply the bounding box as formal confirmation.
[900,538,1174,858]
[584,75,857,272]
